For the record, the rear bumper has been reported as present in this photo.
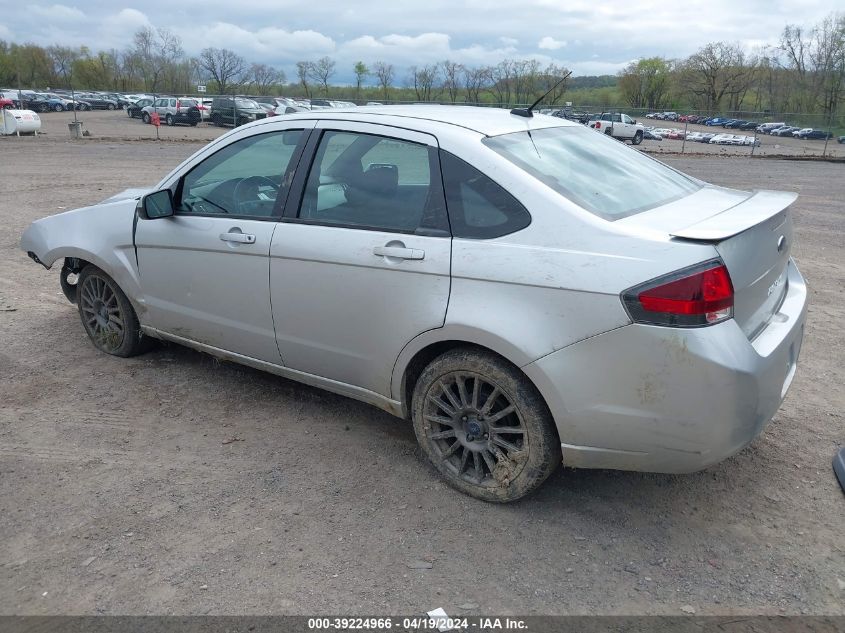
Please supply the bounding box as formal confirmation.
[524,259,807,473]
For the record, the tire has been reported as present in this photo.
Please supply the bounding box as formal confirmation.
[55,103,64,112]
[76,265,152,358]
[165,114,174,126]
[211,113,221,126]
[632,130,643,145]
[604,128,612,136]
[107,103,116,110]
[411,347,560,503]
[142,112,151,124]
[127,108,132,117]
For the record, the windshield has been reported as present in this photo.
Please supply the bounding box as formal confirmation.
[235,98,259,108]
[483,126,700,220]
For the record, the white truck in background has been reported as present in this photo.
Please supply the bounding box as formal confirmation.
[588,112,645,145]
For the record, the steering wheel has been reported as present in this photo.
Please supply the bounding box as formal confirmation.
[232,176,279,215]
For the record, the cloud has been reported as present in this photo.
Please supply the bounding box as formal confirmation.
[538,36,566,50]
[30,4,85,22]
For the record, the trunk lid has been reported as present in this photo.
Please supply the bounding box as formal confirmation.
[619,187,797,340]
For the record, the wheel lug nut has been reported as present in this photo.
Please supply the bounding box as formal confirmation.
[467,435,474,442]
[461,416,467,422]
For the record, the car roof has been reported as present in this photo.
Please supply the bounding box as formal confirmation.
[276,105,579,137]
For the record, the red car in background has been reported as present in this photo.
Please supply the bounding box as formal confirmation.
[1,97,14,110]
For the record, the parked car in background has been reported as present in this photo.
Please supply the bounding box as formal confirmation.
[791,128,813,138]
[838,135,845,144]
[724,120,748,129]
[588,112,644,144]
[127,98,154,119]
[101,93,133,109]
[209,97,268,127]
[705,118,728,126]
[77,93,119,110]
[142,97,201,126]
[757,122,786,134]
[20,105,807,502]
[771,126,799,137]
[698,133,716,143]
[642,129,662,140]
[795,129,833,140]
[0,97,13,109]
[739,121,759,130]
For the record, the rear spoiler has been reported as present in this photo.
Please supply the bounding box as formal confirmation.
[670,190,797,241]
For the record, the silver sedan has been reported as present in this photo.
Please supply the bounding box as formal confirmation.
[20,106,807,502]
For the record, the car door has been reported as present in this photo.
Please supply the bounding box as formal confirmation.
[270,122,452,396]
[134,124,312,363]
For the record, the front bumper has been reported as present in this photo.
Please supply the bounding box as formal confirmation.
[524,259,807,473]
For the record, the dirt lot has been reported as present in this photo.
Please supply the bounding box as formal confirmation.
[0,133,843,617]
[25,108,845,158]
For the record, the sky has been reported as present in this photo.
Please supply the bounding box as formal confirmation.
[2,1,838,81]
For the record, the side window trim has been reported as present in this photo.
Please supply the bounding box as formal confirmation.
[172,128,311,221]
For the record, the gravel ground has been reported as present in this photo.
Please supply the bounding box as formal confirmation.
[22,108,845,158]
[0,134,843,617]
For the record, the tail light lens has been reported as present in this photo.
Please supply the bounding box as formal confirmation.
[622,260,734,327]
[595,121,601,129]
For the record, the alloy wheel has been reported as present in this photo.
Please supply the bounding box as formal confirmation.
[422,371,528,487]
[79,274,125,353]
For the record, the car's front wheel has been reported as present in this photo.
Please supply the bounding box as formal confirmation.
[77,265,152,357]
[411,348,560,503]
[54,103,64,112]
[165,114,174,126]
[632,130,643,145]
[142,112,151,124]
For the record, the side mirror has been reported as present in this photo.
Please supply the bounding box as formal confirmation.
[140,189,175,219]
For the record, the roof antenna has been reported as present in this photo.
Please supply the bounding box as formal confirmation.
[510,71,572,118]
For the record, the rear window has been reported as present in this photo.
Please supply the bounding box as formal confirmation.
[483,126,700,220]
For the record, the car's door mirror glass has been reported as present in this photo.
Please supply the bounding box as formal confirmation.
[143,189,175,219]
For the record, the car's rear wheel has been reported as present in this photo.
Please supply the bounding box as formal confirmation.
[77,265,152,357]
[107,103,115,110]
[166,114,174,126]
[632,130,643,145]
[142,112,151,124]
[411,348,560,502]
[211,113,221,126]
[54,103,64,112]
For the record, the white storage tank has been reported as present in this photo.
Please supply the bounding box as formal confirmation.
[0,109,42,135]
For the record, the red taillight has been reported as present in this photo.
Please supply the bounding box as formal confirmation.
[595,121,601,129]
[623,261,734,327]
[176,100,181,109]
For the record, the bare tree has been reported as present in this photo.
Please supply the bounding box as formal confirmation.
[440,60,463,103]
[47,45,79,88]
[353,61,369,101]
[408,63,439,101]
[463,66,488,104]
[486,60,513,105]
[373,61,394,101]
[538,63,570,106]
[250,63,284,95]
[296,61,313,98]
[781,13,845,115]
[306,56,336,96]
[132,26,183,92]
[198,48,246,94]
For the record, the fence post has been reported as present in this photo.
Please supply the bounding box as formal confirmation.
[681,119,688,154]
[822,110,834,158]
